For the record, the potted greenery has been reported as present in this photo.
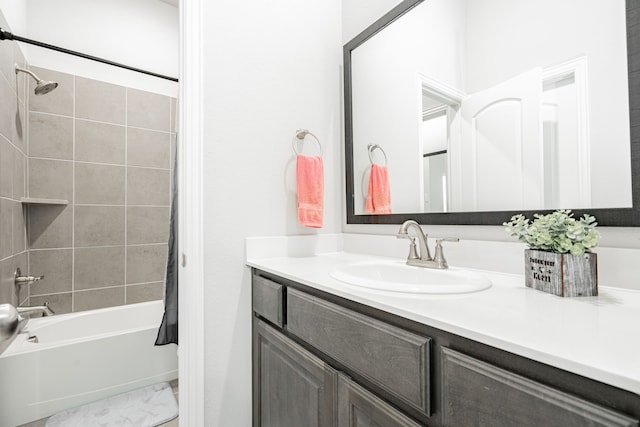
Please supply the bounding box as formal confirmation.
[503,209,600,297]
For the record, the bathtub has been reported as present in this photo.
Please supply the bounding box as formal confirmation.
[0,300,178,427]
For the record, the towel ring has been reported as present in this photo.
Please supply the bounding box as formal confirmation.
[368,144,387,166]
[292,129,323,156]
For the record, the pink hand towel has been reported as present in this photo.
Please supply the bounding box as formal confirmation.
[365,164,392,214]
[296,154,324,228]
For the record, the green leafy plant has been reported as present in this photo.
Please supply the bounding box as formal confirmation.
[503,209,599,255]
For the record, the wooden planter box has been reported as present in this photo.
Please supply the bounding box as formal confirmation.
[524,249,598,297]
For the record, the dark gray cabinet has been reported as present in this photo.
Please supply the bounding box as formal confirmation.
[287,288,431,416]
[338,374,423,427]
[441,347,639,427]
[251,269,640,427]
[253,318,337,427]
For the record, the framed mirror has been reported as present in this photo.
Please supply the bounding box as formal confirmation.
[344,0,640,226]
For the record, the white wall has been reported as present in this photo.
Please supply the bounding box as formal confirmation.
[465,0,631,209]
[351,0,466,213]
[20,0,178,96]
[342,0,403,42]
[0,0,26,34]
[200,1,342,424]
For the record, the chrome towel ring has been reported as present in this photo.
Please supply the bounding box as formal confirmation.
[368,144,387,166]
[292,129,323,156]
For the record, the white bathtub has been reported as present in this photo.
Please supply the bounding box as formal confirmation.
[0,300,178,427]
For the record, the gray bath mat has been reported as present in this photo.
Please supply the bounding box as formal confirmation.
[45,382,178,427]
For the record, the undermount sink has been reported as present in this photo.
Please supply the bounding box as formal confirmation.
[329,260,492,294]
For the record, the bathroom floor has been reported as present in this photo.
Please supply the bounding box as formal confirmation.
[18,378,179,427]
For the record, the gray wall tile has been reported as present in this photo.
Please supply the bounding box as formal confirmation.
[74,286,125,311]
[127,167,170,206]
[29,249,72,295]
[127,206,170,244]
[76,76,125,124]
[0,34,13,91]
[13,100,25,152]
[126,244,167,284]
[127,88,170,131]
[13,148,25,199]
[75,163,125,205]
[170,97,177,133]
[28,67,73,116]
[0,137,12,198]
[13,252,28,305]
[74,246,125,290]
[0,257,14,305]
[0,76,14,143]
[127,128,170,169]
[12,201,25,254]
[74,205,125,247]
[75,119,125,164]
[126,281,163,304]
[170,134,176,170]
[0,198,12,259]
[28,158,73,201]
[28,112,73,160]
[13,43,27,105]
[28,205,73,249]
[30,292,72,315]
[19,65,172,312]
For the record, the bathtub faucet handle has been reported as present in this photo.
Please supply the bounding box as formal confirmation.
[14,268,44,286]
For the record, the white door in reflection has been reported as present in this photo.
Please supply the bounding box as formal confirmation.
[456,68,543,211]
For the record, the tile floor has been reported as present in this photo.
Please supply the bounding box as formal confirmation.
[18,378,179,427]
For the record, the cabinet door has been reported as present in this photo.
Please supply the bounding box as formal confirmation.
[253,318,337,427]
[441,347,639,427]
[337,374,424,427]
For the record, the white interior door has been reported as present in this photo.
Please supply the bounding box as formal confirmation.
[457,68,543,211]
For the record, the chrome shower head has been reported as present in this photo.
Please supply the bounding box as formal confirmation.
[34,80,58,95]
[14,65,58,96]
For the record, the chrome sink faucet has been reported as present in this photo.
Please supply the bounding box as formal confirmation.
[397,220,458,269]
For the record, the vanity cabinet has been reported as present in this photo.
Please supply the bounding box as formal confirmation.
[441,347,638,427]
[251,269,640,427]
[337,374,423,427]
[253,318,336,427]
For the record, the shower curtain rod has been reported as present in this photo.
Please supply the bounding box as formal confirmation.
[0,28,178,82]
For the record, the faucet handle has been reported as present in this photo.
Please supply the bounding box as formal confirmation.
[407,237,419,260]
[433,238,459,269]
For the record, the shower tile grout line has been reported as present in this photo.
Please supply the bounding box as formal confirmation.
[27,156,172,172]
[31,281,166,300]
[27,110,174,134]
[71,74,76,313]
[124,87,128,306]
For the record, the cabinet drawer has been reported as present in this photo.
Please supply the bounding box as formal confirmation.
[252,276,284,327]
[287,288,431,416]
[441,347,639,427]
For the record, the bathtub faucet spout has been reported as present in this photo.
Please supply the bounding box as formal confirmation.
[16,302,55,317]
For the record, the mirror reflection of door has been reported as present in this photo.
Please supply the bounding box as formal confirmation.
[422,108,448,212]
[419,78,464,213]
[458,67,543,211]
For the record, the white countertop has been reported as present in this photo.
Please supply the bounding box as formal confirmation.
[246,235,640,396]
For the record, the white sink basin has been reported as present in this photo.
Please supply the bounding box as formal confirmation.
[329,260,492,294]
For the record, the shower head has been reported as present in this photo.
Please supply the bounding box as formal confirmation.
[14,65,58,96]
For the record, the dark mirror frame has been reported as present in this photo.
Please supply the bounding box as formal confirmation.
[344,0,640,226]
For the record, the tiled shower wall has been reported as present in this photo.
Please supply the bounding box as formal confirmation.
[25,66,176,313]
[0,11,28,308]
